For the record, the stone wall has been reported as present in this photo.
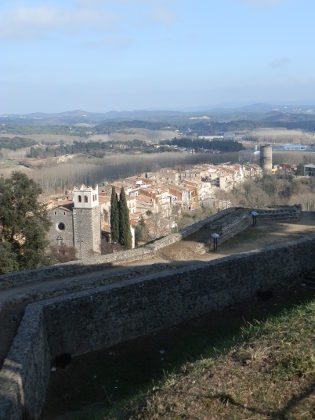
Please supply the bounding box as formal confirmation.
[255,205,301,221]
[0,305,51,420]
[47,207,74,248]
[43,234,315,358]
[149,207,234,251]
[1,234,314,419]
[73,205,101,258]
[0,206,303,291]
[0,208,235,291]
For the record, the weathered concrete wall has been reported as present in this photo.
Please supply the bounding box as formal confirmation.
[1,234,314,419]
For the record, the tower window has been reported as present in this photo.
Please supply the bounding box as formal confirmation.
[78,195,82,203]
[58,222,65,231]
[85,196,88,203]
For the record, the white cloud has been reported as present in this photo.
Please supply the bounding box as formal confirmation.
[237,0,285,7]
[271,56,290,69]
[148,6,178,25]
[0,1,179,41]
[0,6,117,40]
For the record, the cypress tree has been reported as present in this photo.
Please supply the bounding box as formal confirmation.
[119,187,132,249]
[110,186,119,243]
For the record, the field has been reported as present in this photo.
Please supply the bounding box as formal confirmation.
[0,128,176,145]
[1,151,247,193]
[273,151,315,165]
[245,128,315,144]
[88,128,176,143]
[1,126,315,194]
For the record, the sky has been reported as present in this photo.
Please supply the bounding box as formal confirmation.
[1,0,314,113]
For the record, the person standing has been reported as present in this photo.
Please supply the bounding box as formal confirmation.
[251,210,258,226]
[211,232,219,251]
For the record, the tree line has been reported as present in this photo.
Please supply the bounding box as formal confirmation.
[161,138,245,152]
[28,152,245,194]
[0,137,36,150]
[27,139,154,159]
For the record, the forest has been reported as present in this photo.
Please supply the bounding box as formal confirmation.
[161,138,245,152]
[27,139,153,158]
[0,137,36,150]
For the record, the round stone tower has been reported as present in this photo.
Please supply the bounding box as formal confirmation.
[260,144,272,174]
[73,185,101,258]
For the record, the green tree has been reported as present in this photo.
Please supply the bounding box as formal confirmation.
[0,172,51,274]
[110,186,119,243]
[119,187,132,249]
[0,242,19,273]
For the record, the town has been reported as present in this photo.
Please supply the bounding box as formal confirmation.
[47,160,263,256]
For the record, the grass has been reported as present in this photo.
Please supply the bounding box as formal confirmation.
[42,285,314,419]
[105,300,315,419]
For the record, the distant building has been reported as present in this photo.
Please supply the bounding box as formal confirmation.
[304,164,315,177]
[260,144,273,174]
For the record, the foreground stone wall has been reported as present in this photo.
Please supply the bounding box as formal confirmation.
[0,305,51,420]
[43,234,315,358]
[1,234,314,419]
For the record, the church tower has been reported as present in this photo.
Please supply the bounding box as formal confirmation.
[73,184,101,258]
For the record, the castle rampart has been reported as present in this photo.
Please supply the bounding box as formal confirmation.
[0,205,302,292]
[0,231,314,419]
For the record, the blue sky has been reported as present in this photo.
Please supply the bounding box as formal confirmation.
[1,0,314,113]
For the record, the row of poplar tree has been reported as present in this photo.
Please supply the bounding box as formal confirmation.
[110,186,132,249]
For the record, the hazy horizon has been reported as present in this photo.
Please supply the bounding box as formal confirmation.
[2,0,315,114]
[3,101,315,117]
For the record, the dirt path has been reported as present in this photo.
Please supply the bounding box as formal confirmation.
[156,214,315,262]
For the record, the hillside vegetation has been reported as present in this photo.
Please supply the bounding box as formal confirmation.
[108,298,315,419]
[0,136,36,150]
[224,175,315,211]
[43,286,314,420]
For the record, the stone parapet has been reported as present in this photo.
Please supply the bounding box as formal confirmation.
[0,206,304,291]
[1,233,315,419]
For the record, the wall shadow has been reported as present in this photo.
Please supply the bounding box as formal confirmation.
[41,278,313,420]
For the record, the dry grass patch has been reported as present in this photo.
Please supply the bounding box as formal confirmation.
[108,300,314,419]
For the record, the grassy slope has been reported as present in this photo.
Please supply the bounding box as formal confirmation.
[104,299,314,419]
[46,288,315,420]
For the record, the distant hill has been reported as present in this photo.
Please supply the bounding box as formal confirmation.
[1,104,315,130]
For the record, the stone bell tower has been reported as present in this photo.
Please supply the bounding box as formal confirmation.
[73,184,101,259]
